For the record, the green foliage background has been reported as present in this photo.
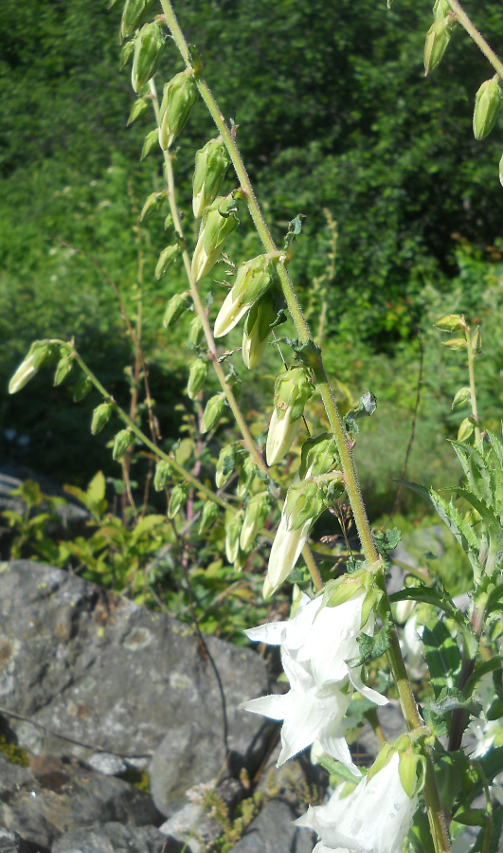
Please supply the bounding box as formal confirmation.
[1,0,503,510]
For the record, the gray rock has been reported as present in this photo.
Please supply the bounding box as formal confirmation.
[51,822,180,853]
[0,753,161,848]
[229,800,313,853]
[0,561,272,778]
[86,753,127,777]
[0,828,47,853]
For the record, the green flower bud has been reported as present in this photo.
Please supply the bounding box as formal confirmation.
[91,402,113,435]
[127,97,148,126]
[298,433,340,479]
[201,393,226,434]
[423,17,454,76]
[473,77,503,141]
[140,129,159,161]
[54,353,73,386]
[214,254,275,339]
[452,387,471,409]
[434,313,465,332]
[120,41,135,71]
[225,511,244,563]
[240,492,271,551]
[242,291,277,369]
[120,0,157,40]
[398,750,422,800]
[191,194,239,283]
[192,137,230,219]
[499,151,503,187]
[433,0,451,21]
[188,316,204,346]
[266,367,314,466]
[131,22,165,94]
[155,245,179,280]
[471,325,482,354]
[442,338,467,352]
[215,443,243,488]
[186,358,208,400]
[163,291,192,329]
[9,340,58,394]
[113,428,134,461]
[285,480,327,532]
[168,482,189,519]
[154,459,173,491]
[73,375,93,402]
[236,454,257,498]
[199,500,219,534]
[158,70,198,151]
[458,417,474,442]
[140,191,165,222]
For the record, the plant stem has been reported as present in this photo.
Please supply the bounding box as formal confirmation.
[446,0,503,78]
[156,7,450,845]
[465,327,481,443]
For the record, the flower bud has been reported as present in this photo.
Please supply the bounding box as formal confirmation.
[120,40,135,70]
[163,291,191,329]
[168,482,188,519]
[199,500,218,534]
[91,402,113,435]
[298,432,340,479]
[398,750,423,799]
[473,77,503,141]
[240,492,271,551]
[127,97,148,126]
[201,393,226,433]
[458,417,474,442]
[155,244,179,280]
[471,325,481,354]
[215,443,242,488]
[154,459,173,491]
[158,70,198,151]
[186,358,208,400]
[188,316,204,346]
[131,22,165,93]
[452,386,471,410]
[434,313,465,332]
[423,17,454,76]
[54,353,73,386]
[242,291,277,369]
[284,480,328,532]
[140,129,159,161]
[9,340,57,394]
[499,151,503,187]
[225,511,244,563]
[193,137,230,219]
[442,338,467,352]
[112,428,134,461]
[433,0,451,20]
[120,0,156,40]
[236,454,256,498]
[266,368,313,466]
[73,375,93,402]
[214,254,275,338]
[191,194,239,283]
[140,191,165,222]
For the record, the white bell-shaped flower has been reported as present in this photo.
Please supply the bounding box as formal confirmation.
[242,651,353,767]
[296,752,418,853]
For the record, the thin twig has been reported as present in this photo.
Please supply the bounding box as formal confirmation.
[389,337,424,521]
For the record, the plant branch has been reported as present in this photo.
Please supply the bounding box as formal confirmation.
[446,0,503,78]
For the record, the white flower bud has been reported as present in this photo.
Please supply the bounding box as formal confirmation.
[191,194,239,283]
[225,511,243,563]
[266,368,313,466]
[240,492,271,551]
[193,137,230,219]
[214,254,275,339]
[242,292,277,369]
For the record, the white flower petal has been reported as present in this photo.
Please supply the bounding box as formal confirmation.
[245,622,286,645]
[267,514,311,592]
[266,407,301,466]
[241,692,292,721]
[348,667,388,706]
[214,289,251,338]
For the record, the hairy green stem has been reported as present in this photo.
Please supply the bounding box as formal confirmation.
[446,0,503,78]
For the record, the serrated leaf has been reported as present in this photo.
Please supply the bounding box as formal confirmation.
[429,686,481,717]
[449,487,503,575]
[347,612,392,667]
[422,622,461,698]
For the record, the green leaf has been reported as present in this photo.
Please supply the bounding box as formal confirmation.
[422,621,461,698]
[348,612,392,667]
[448,487,503,575]
[317,753,362,785]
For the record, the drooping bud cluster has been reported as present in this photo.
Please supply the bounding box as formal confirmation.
[266,367,313,466]
[9,340,59,394]
[192,137,230,219]
[473,76,503,140]
[243,579,387,765]
[158,70,198,151]
[191,194,239,283]
[131,22,165,93]
[214,254,275,339]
